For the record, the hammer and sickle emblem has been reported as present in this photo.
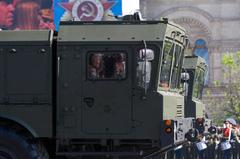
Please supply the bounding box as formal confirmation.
[72,0,104,21]
[79,2,96,19]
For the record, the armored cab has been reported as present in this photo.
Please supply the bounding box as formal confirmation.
[183,56,211,134]
[183,56,207,118]
[56,21,193,157]
[0,20,196,159]
[0,30,53,137]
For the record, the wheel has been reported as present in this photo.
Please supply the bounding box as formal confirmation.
[0,127,49,159]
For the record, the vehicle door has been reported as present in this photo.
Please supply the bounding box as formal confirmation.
[81,44,132,135]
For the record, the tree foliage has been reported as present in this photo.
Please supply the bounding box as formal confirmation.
[206,51,240,125]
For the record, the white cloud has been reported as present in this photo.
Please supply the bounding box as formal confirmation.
[122,0,140,15]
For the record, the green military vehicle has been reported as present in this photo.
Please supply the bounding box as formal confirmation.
[0,17,194,159]
[183,56,211,134]
[183,56,207,118]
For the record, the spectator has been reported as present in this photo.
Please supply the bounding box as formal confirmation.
[38,0,54,29]
[12,0,20,7]
[39,7,54,29]
[223,120,232,140]
[0,0,14,29]
[225,118,238,141]
[237,125,240,143]
[7,0,55,30]
[221,118,238,159]
[14,1,41,30]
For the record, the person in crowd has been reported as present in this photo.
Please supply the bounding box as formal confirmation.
[14,1,41,30]
[39,7,54,29]
[222,118,239,142]
[237,125,240,143]
[230,121,239,142]
[223,119,232,140]
[0,0,14,29]
[221,118,238,159]
[14,0,54,30]
[12,0,20,7]
[38,0,54,29]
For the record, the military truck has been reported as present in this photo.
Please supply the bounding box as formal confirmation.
[0,19,194,159]
[183,56,211,135]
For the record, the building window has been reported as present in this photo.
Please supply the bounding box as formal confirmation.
[193,39,209,84]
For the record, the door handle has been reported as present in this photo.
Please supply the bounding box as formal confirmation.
[57,56,60,78]
[83,97,94,108]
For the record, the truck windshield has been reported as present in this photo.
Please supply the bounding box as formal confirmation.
[192,68,205,99]
[170,45,184,89]
[159,40,174,88]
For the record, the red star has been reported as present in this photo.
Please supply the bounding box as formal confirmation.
[58,0,116,13]
[101,0,116,10]
[58,2,74,12]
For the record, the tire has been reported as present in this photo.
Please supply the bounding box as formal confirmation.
[0,127,49,159]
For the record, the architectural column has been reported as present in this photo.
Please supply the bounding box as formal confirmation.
[209,41,240,85]
[208,44,222,84]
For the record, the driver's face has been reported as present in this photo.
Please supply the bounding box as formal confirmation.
[0,1,14,28]
[224,121,231,128]
[92,55,101,69]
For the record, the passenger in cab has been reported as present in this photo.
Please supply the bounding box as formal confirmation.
[88,54,104,79]
[114,54,125,78]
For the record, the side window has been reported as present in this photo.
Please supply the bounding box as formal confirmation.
[136,48,154,89]
[88,52,126,80]
[193,68,205,99]
[198,69,205,99]
[171,45,184,89]
[160,41,174,88]
[193,69,200,98]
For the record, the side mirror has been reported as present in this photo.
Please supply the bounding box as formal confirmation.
[139,49,154,61]
[181,72,189,96]
[183,82,189,97]
[181,72,190,81]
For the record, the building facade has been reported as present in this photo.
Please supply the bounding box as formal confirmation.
[140,0,240,85]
